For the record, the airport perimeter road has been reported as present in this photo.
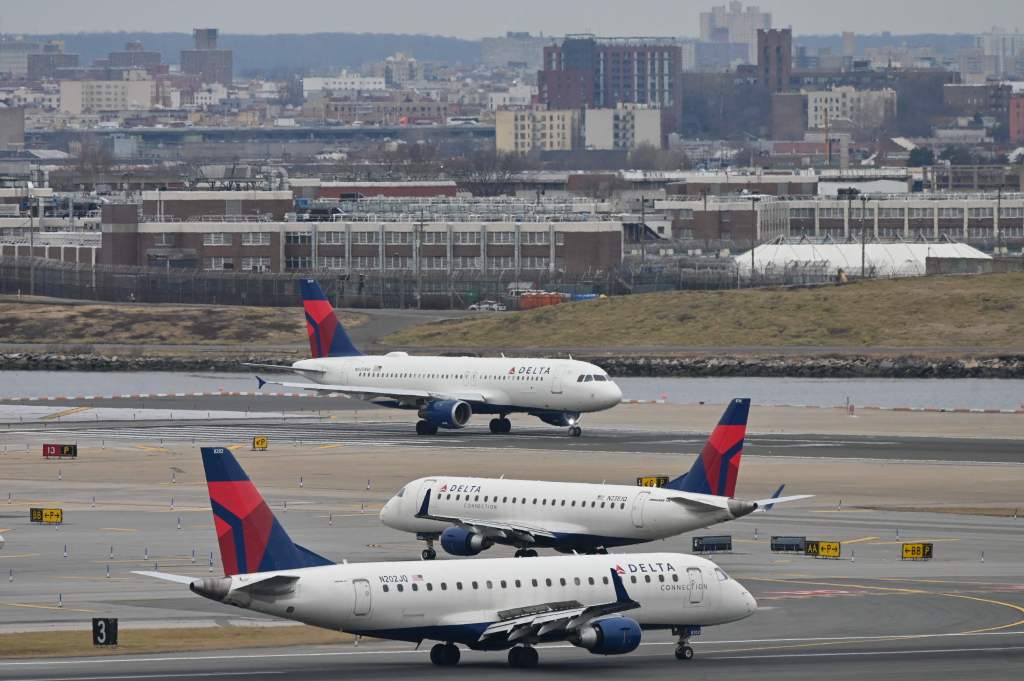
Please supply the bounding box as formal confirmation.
[3,419,1022,463]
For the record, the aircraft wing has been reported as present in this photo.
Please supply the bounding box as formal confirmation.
[256,377,490,405]
[479,569,639,643]
[415,489,557,541]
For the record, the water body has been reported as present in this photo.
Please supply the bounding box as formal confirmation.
[0,371,1021,410]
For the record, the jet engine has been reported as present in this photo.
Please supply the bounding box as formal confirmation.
[439,527,493,556]
[419,400,472,429]
[571,617,643,655]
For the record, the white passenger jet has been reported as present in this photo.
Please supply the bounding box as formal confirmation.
[382,398,812,559]
[137,446,756,667]
[249,279,622,436]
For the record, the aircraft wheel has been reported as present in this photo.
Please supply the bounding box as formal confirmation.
[568,426,582,437]
[489,418,502,434]
[421,547,436,561]
[514,549,523,558]
[429,643,445,665]
[524,549,538,558]
[441,643,460,666]
[499,417,512,433]
[416,420,438,436]
[509,646,538,667]
[674,645,694,661]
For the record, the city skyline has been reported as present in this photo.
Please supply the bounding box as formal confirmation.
[1,0,1021,38]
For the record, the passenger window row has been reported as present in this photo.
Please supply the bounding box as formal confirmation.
[379,572,683,594]
[358,372,547,382]
[439,492,627,510]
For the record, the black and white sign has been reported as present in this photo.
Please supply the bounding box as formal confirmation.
[92,618,118,646]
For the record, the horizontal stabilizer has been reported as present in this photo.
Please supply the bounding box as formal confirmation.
[132,570,195,585]
[244,363,327,376]
[235,574,300,595]
[751,494,814,507]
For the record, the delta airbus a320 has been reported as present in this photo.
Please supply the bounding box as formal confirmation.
[250,280,622,436]
[136,446,757,668]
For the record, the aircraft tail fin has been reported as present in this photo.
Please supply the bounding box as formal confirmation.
[201,446,333,576]
[299,279,361,358]
[665,398,750,498]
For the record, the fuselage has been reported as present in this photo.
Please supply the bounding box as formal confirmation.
[206,553,755,647]
[293,355,623,415]
[381,477,751,552]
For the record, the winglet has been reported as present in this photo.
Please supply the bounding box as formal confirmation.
[610,568,633,604]
[256,375,266,390]
[415,489,432,518]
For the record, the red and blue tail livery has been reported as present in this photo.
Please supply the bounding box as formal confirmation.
[666,398,750,498]
[201,447,333,576]
[300,279,361,358]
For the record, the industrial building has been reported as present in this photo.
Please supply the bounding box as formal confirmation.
[735,240,992,277]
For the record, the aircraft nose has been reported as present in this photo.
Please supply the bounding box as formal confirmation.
[607,381,623,407]
[731,582,757,620]
[379,497,395,525]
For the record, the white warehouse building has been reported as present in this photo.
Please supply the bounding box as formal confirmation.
[735,241,992,278]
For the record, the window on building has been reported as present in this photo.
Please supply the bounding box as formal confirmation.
[385,256,412,270]
[352,231,380,244]
[352,256,379,269]
[285,256,313,270]
[319,231,346,245]
[202,232,231,246]
[487,256,514,270]
[385,231,411,244]
[241,256,271,272]
[320,256,347,270]
[204,256,233,271]
[422,231,448,244]
[421,256,447,270]
[241,232,272,246]
[153,233,175,246]
[285,231,312,245]
[487,231,515,244]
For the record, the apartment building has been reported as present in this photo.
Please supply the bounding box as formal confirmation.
[59,77,155,114]
[805,86,898,130]
[495,108,580,154]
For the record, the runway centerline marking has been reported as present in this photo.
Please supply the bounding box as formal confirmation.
[2,602,97,613]
[842,536,879,544]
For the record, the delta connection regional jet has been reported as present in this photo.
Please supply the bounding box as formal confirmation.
[381,399,812,559]
[136,446,757,667]
[249,279,622,436]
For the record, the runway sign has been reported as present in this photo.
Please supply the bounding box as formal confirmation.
[252,436,269,451]
[901,542,933,561]
[30,507,63,524]
[636,476,669,487]
[692,535,732,553]
[770,536,806,552]
[92,618,118,646]
[805,540,841,559]
[42,444,77,458]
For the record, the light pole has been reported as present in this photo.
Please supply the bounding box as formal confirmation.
[860,195,867,278]
[27,182,34,296]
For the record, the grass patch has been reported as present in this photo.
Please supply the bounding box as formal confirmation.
[0,625,353,659]
[386,273,1024,351]
[0,301,365,347]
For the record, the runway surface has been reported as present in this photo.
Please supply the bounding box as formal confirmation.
[3,418,1022,463]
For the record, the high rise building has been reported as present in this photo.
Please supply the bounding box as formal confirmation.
[1010,94,1024,144]
[108,41,163,75]
[699,2,771,64]
[26,41,79,80]
[180,28,233,86]
[757,28,791,93]
[538,36,682,134]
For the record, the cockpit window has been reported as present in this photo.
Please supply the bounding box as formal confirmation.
[715,568,730,582]
[577,375,586,382]
[584,375,594,382]
[395,486,406,498]
[593,375,607,381]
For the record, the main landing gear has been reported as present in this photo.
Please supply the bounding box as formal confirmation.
[429,642,460,666]
[508,645,538,668]
[489,417,511,434]
[416,420,439,435]
[673,626,698,661]
[568,425,582,437]
[513,548,538,558]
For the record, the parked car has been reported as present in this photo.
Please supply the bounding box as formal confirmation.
[468,300,507,311]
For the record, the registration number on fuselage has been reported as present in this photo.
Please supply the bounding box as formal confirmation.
[378,575,409,584]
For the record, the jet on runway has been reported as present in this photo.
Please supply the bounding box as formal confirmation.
[136,446,756,667]
[381,398,812,559]
[250,279,622,437]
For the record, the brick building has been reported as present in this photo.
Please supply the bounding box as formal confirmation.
[757,28,791,93]
[538,36,683,134]
[1011,94,1024,144]
[140,190,294,221]
[180,28,233,86]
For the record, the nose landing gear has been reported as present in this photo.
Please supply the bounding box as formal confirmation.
[672,626,700,661]
[513,548,538,558]
[416,420,439,435]
[418,534,438,560]
[568,425,582,437]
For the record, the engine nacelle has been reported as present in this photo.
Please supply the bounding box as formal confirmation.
[419,400,472,429]
[439,527,493,556]
[571,617,642,655]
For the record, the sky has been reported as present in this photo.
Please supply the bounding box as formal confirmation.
[0,0,1020,37]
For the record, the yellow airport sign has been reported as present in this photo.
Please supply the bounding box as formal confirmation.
[901,542,933,561]
[252,436,269,451]
[637,476,670,488]
[30,507,63,524]
[805,540,841,559]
